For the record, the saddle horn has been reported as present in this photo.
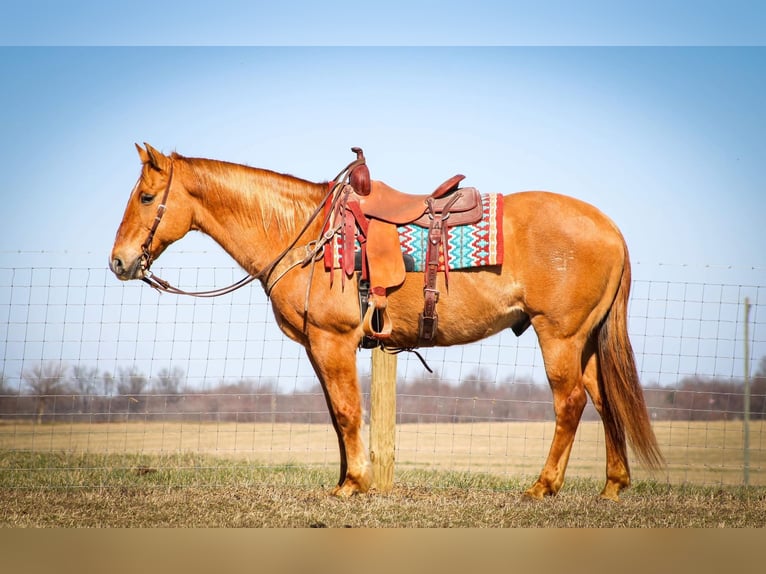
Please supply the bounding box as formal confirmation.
[349,147,371,196]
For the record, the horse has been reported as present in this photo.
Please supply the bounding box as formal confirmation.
[110,143,663,501]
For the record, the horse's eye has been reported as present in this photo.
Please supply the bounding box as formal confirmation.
[140,193,155,205]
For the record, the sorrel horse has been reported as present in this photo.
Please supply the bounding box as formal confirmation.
[110,143,663,501]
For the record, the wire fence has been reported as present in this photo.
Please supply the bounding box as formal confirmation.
[1,253,765,487]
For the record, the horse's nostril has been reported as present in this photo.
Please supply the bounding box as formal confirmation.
[110,257,124,275]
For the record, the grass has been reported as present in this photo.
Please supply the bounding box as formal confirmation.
[1,420,764,527]
[1,450,765,527]
[2,420,764,485]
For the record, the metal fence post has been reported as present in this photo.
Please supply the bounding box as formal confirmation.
[743,297,751,486]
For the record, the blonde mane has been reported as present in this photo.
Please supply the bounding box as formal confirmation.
[174,153,324,236]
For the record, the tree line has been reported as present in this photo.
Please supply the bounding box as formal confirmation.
[1,358,765,424]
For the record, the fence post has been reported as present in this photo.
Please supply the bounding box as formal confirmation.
[743,297,751,486]
[369,347,397,492]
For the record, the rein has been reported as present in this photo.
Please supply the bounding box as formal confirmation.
[137,149,435,364]
[139,153,366,299]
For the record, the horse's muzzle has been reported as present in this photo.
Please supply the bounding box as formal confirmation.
[109,254,145,281]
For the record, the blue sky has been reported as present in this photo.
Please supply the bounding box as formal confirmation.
[2,1,765,46]
[1,46,764,285]
[1,2,764,285]
[1,4,765,389]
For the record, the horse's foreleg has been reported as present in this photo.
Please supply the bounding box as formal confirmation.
[306,335,372,497]
[581,349,631,501]
[525,336,587,500]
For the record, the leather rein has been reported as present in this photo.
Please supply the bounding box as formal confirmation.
[138,154,365,299]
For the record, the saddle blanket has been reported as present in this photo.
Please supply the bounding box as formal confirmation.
[327,193,504,272]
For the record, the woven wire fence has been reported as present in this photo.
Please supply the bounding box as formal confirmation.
[1,253,764,488]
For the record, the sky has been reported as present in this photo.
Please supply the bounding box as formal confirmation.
[1,2,764,281]
[2,0,765,46]
[1,3,765,390]
[1,46,764,282]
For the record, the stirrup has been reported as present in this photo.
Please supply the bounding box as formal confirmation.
[362,289,392,339]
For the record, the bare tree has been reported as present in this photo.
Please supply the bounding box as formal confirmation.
[153,366,185,395]
[114,366,148,417]
[752,356,766,420]
[22,362,70,423]
[116,365,148,397]
[102,371,115,397]
[755,356,766,379]
[71,365,100,413]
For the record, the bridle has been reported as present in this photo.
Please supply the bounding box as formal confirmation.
[137,156,262,297]
[139,162,174,277]
[136,152,366,299]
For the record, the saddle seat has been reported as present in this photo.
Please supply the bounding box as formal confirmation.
[358,175,468,225]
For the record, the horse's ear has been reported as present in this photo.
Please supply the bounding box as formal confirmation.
[135,143,150,165]
[142,142,170,172]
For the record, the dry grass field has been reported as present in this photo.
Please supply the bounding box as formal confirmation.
[1,420,764,527]
[2,420,763,485]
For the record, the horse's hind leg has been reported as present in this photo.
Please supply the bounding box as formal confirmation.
[581,345,631,501]
[305,333,372,497]
[525,334,588,499]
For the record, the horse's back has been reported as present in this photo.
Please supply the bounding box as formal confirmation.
[502,190,626,272]
[504,190,624,241]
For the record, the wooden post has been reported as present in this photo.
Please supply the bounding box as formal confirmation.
[369,347,397,492]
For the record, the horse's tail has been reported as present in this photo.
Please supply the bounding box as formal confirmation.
[597,246,664,470]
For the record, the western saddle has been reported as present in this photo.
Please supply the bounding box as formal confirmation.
[326,148,483,347]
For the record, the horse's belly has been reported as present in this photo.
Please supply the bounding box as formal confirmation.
[384,269,527,347]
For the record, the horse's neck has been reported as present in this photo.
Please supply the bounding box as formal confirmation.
[182,158,325,275]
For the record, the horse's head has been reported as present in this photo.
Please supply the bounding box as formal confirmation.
[110,143,195,280]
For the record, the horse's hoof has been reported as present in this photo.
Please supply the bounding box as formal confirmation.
[520,492,541,503]
[599,483,625,502]
[522,483,549,500]
[599,475,630,502]
[331,479,368,498]
[331,485,359,498]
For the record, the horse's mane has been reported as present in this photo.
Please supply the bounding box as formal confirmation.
[173,153,324,235]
